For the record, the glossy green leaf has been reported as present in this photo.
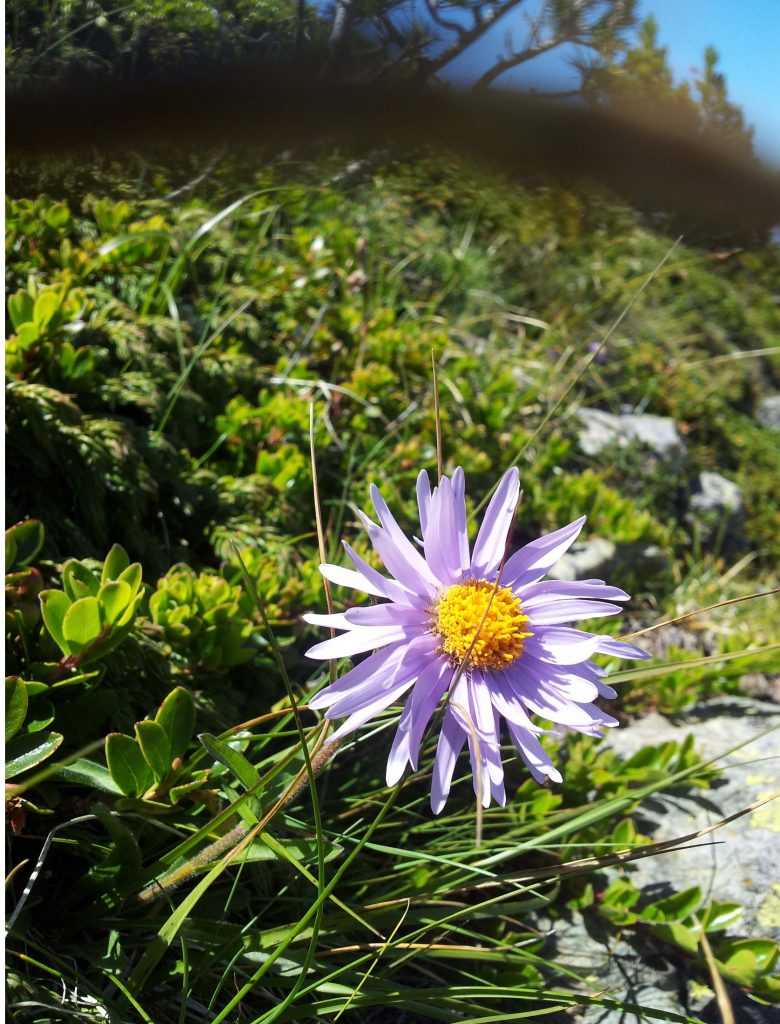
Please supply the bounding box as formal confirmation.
[98,580,131,625]
[118,562,143,599]
[169,770,210,804]
[62,597,103,653]
[105,734,154,797]
[39,590,72,654]
[155,687,196,758]
[5,677,28,741]
[640,886,702,923]
[101,544,130,585]
[135,720,171,782]
[6,730,64,779]
[199,732,261,790]
[5,533,16,571]
[15,321,39,347]
[702,901,743,932]
[25,698,55,733]
[33,290,61,328]
[23,681,49,697]
[718,938,779,979]
[90,805,143,895]
[653,921,699,954]
[5,519,45,570]
[53,758,123,794]
[44,202,70,229]
[718,949,759,986]
[62,560,100,602]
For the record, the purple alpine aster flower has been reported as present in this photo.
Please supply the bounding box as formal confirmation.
[304,468,647,813]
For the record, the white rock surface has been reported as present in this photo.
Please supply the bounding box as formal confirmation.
[577,408,685,459]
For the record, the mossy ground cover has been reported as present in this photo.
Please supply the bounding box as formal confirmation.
[5,153,780,1021]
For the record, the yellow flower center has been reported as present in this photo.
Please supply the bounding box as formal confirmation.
[433,580,532,671]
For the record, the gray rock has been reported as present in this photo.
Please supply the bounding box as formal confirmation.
[578,408,685,459]
[547,538,616,581]
[548,539,671,582]
[606,697,780,942]
[555,698,780,1023]
[689,471,743,517]
[756,394,780,431]
[551,916,685,1024]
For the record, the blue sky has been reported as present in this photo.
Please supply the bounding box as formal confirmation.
[643,0,779,161]
[440,0,780,162]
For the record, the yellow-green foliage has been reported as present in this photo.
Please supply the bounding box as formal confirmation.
[149,565,256,670]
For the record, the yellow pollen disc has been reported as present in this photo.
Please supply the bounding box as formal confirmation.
[434,580,532,671]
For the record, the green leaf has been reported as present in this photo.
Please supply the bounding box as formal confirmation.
[199,733,261,790]
[16,321,39,347]
[25,698,55,733]
[33,290,61,328]
[52,758,123,794]
[640,886,702,923]
[135,720,171,782]
[8,290,34,329]
[62,597,103,653]
[44,202,70,229]
[5,533,16,571]
[39,590,72,655]
[94,805,143,893]
[117,562,143,599]
[701,901,743,932]
[155,687,196,759]
[169,770,210,804]
[105,734,154,797]
[98,580,131,625]
[23,681,49,697]
[717,938,778,982]
[718,949,759,986]
[5,520,45,570]
[6,730,64,778]
[101,544,130,584]
[5,677,28,741]
[653,921,699,954]
[62,560,100,601]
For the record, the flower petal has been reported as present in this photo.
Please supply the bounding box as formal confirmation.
[329,676,419,742]
[470,467,520,578]
[524,599,623,625]
[385,658,451,784]
[416,469,431,536]
[524,627,602,665]
[423,476,462,584]
[370,485,441,592]
[344,542,422,607]
[345,604,427,627]
[503,516,586,589]
[319,563,387,599]
[488,672,544,730]
[506,719,562,784]
[308,642,410,709]
[357,508,438,599]
[302,612,354,629]
[386,698,415,785]
[597,636,650,660]
[306,625,413,660]
[430,708,466,814]
[506,665,606,727]
[518,579,629,602]
[326,634,438,717]
[451,467,470,573]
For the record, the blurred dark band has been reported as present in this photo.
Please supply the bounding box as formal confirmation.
[7,63,780,235]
